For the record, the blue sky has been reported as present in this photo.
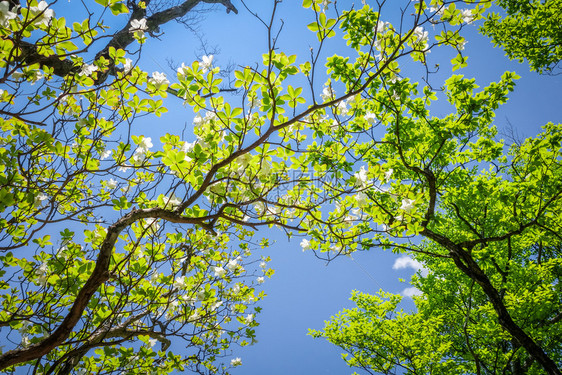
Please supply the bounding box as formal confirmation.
[55,0,562,373]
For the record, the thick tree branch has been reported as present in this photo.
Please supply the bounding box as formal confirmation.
[421,228,562,375]
[11,1,238,80]
[0,207,207,370]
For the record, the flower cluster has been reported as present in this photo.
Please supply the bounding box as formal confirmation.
[36,262,49,287]
[0,1,16,28]
[131,136,153,164]
[200,55,214,73]
[354,166,371,188]
[29,1,54,27]
[413,26,429,46]
[129,18,147,39]
[320,86,335,102]
[230,357,242,367]
[79,63,98,77]
[149,71,170,90]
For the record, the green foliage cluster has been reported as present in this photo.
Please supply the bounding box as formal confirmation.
[480,0,562,73]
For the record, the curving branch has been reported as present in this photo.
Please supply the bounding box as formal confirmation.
[421,227,562,375]
[12,0,238,79]
[46,312,171,375]
[0,207,206,370]
[416,157,562,375]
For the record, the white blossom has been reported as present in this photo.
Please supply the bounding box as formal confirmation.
[138,136,153,152]
[213,266,226,278]
[257,277,265,284]
[429,6,445,16]
[210,301,223,311]
[244,313,254,324]
[365,112,377,125]
[226,259,238,272]
[413,26,428,45]
[57,245,69,260]
[30,70,43,84]
[122,58,133,73]
[320,86,335,101]
[182,295,196,306]
[400,198,415,212]
[165,194,181,208]
[177,62,189,76]
[181,140,196,153]
[150,272,160,284]
[200,55,214,73]
[330,243,342,253]
[30,1,54,27]
[100,149,112,160]
[118,165,131,173]
[354,166,370,188]
[300,238,310,252]
[21,335,30,348]
[188,310,200,322]
[230,357,242,367]
[145,218,160,231]
[129,18,147,37]
[460,9,475,24]
[253,202,265,216]
[231,284,241,295]
[79,64,98,77]
[355,192,369,207]
[148,338,157,348]
[106,178,117,189]
[0,1,17,28]
[34,193,48,208]
[18,320,31,334]
[384,168,393,181]
[173,276,186,290]
[36,262,48,286]
[375,20,390,33]
[196,290,207,301]
[336,100,348,116]
[149,71,169,89]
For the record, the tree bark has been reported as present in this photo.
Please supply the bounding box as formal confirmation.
[0,207,205,370]
[12,0,238,80]
[422,228,562,375]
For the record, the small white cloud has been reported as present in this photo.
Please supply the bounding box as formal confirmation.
[393,255,429,277]
[402,287,423,298]
[393,256,422,271]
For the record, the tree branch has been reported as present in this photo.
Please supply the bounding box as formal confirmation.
[11,1,238,80]
[0,207,207,370]
[421,227,562,375]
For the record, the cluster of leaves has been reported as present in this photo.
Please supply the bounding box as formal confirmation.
[313,118,562,373]
[480,0,562,73]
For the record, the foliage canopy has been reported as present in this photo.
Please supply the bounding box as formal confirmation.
[0,0,560,374]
